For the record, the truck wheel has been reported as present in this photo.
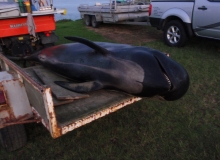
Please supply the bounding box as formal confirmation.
[0,124,27,152]
[163,20,187,47]
[91,16,100,28]
[84,15,91,26]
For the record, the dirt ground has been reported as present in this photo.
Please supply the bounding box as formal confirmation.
[87,23,163,45]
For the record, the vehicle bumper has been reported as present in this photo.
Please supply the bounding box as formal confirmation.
[149,17,163,29]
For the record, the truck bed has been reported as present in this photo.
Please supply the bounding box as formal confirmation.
[0,53,141,138]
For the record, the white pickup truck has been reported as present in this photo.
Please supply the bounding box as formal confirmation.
[149,0,220,47]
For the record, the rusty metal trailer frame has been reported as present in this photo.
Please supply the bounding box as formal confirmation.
[0,53,141,139]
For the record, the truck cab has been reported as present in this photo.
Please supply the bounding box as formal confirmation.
[149,0,220,47]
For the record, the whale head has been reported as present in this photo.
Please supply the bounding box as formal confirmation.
[151,50,190,101]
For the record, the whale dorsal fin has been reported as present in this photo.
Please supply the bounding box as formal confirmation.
[65,36,110,56]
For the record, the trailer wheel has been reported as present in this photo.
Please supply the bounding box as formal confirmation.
[163,20,187,47]
[91,16,100,28]
[0,124,27,152]
[84,15,91,26]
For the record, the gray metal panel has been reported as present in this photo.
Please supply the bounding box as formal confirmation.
[0,54,50,128]
[0,2,19,10]
[23,80,49,124]
[193,0,220,39]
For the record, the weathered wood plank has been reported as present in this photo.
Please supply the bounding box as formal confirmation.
[55,90,136,127]
[53,98,74,107]
[33,68,89,100]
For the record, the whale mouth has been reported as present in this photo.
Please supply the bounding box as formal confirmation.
[154,56,172,91]
[151,52,190,101]
[163,73,172,90]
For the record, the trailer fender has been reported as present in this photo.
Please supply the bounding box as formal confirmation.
[82,14,102,22]
[94,14,102,22]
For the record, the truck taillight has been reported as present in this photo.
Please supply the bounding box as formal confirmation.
[149,4,152,16]
[44,31,51,37]
[0,90,6,105]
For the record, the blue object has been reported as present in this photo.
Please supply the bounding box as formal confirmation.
[31,4,37,11]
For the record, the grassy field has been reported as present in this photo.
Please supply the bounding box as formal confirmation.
[0,20,220,160]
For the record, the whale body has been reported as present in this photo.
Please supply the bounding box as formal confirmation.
[28,37,189,101]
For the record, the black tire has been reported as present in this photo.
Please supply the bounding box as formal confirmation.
[91,16,100,28]
[84,15,91,26]
[163,20,188,47]
[0,124,27,152]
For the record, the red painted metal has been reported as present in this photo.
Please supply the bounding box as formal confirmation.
[0,15,55,38]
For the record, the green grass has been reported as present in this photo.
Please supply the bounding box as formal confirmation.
[55,20,111,44]
[0,20,220,160]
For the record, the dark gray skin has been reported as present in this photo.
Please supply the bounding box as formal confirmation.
[28,37,189,101]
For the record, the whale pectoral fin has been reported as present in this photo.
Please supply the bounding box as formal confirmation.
[54,81,103,93]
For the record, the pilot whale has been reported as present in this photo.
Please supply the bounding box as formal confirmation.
[27,36,189,101]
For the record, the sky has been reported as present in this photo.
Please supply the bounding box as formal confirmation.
[54,0,109,21]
